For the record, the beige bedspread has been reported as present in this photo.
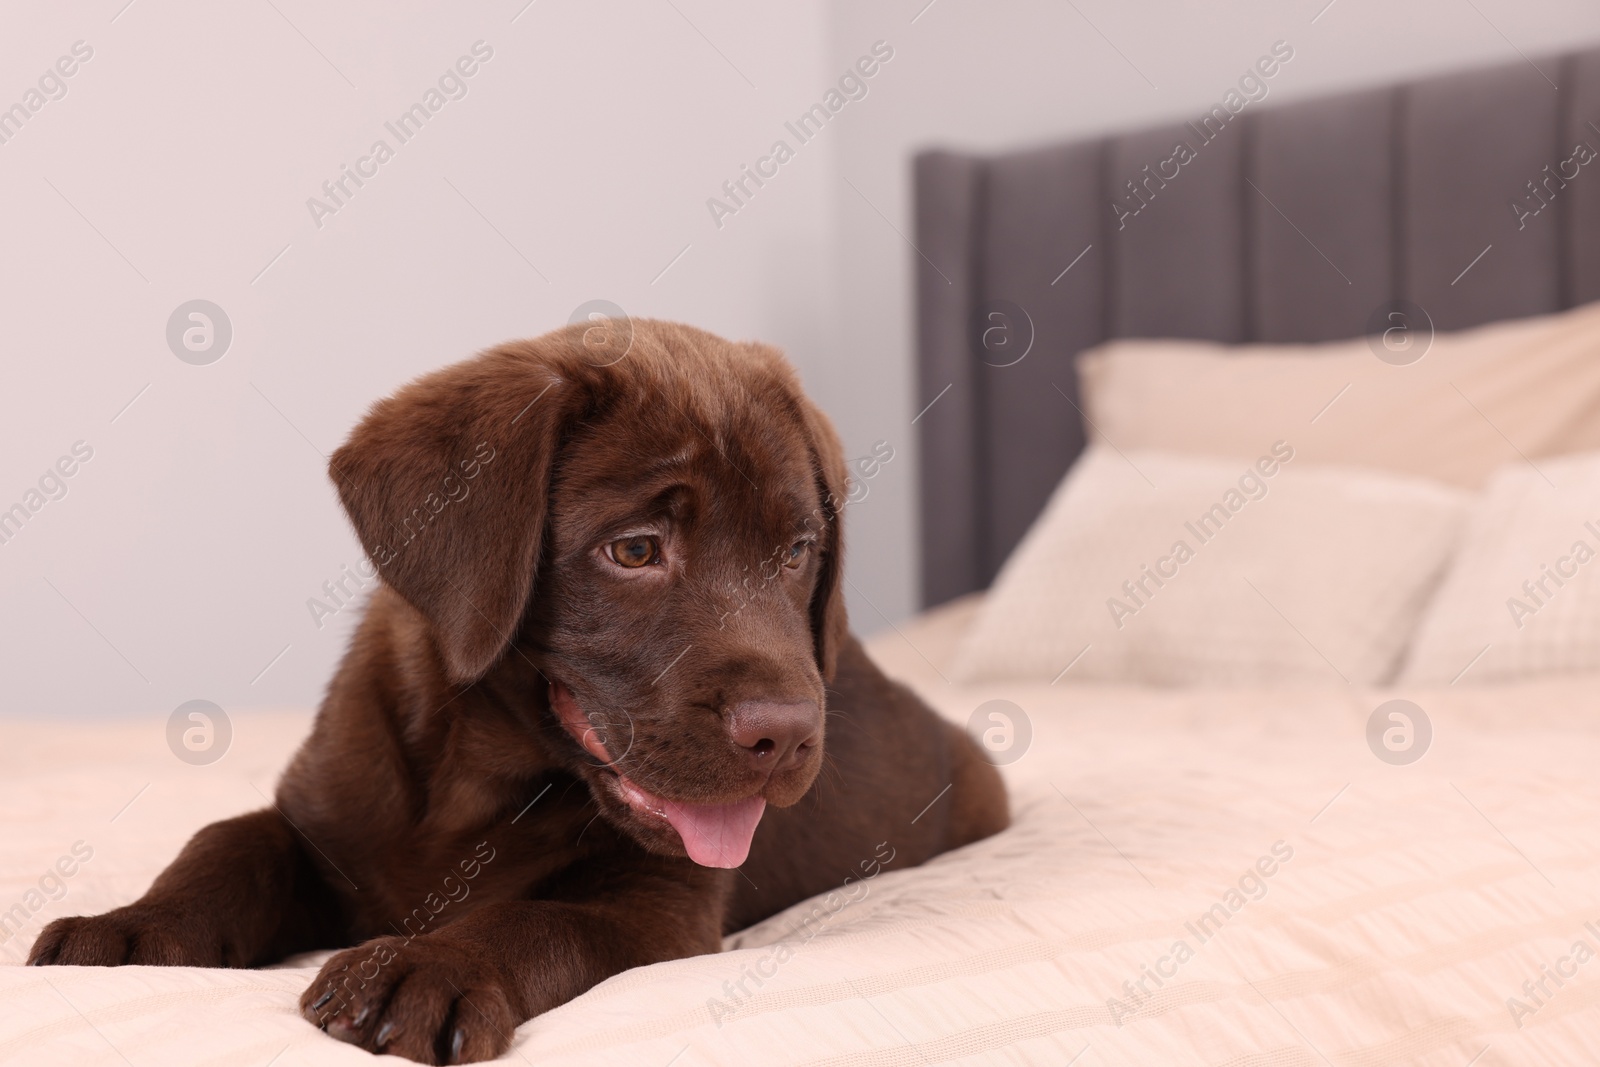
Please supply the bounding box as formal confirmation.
[3,598,1598,1065]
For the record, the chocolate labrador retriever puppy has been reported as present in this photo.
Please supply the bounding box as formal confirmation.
[29,320,1008,1063]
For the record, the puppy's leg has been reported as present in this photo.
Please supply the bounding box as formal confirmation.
[943,721,1010,849]
[29,808,343,967]
[301,865,723,1065]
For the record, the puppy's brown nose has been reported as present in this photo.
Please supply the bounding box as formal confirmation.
[727,700,821,772]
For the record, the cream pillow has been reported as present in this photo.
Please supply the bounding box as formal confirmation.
[1401,451,1600,684]
[1077,300,1600,490]
[950,447,1467,686]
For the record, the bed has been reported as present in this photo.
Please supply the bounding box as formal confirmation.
[4,609,1600,1064]
[8,47,1600,1067]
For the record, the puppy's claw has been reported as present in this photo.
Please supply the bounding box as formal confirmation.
[326,1017,363,1045]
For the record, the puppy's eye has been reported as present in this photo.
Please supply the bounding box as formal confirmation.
[783,540,813,569]
[607,536,660,569]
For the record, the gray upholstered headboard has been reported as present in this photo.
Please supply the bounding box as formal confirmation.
[914,47,1600,608]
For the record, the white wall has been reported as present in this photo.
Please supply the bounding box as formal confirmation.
[4,0,1600,719]
[0,0,841,719]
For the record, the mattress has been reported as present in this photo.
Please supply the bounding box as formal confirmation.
[3,596,1599,1065]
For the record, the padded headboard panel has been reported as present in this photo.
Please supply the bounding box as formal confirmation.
[915,47,1600,607]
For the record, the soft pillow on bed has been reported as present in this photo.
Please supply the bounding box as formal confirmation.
[1401,451,1600,684]
[1077,299,1600,489]
[950,447,1466,686]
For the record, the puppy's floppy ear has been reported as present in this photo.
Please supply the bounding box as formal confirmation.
[796,397,851,681]
[329,346,573,684]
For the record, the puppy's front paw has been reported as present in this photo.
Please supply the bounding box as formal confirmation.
[301,935,519,1064]
[28,906,220,967]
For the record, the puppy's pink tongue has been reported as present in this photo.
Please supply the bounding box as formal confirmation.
[611,777,761,870]
[619,778,766,868]
[658,794,766,868]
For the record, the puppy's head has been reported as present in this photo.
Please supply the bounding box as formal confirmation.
[330,321,848,868]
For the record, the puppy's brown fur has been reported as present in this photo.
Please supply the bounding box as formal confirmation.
[29,322,1008,1064]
